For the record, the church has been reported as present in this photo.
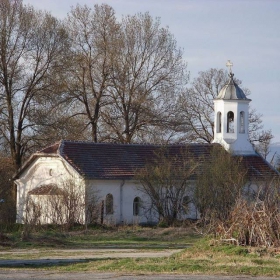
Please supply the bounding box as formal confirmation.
[14,64,279,225]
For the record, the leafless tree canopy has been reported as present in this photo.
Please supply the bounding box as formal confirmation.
[0,0,68,168]
[102,13,188,143]
[61,4,120,143]
[137,147,199,225]
[0,1,273,168]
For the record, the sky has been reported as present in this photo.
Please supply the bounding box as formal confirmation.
[23,0,280,144]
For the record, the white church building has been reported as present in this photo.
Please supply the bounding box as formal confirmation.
[14,66,279,225]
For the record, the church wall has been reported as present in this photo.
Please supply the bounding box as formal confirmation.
[15,157,205,225]
[86,179,158,225]
[15,156,85,224]
[86,179,199,225]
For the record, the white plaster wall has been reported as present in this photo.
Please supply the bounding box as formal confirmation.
[184,187,200,220]
[15,156,85,223]
[86,180,157,225]
[122,181,157,224]
[87,180,199,225]
[87,180,121,225]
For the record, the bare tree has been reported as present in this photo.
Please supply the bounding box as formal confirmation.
[176,68,273,146]
[30,101,89,149]
[102,12,188,143]
[0,155,15,223]
[254,130,274,159]
[63,4,120,142]
[23,179,99,231]
[195,146,247,222]
[22,195,42,239]
[0,0,68,168]
[137,147,199,225]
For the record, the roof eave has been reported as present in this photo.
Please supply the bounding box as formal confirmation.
[13,153,59,180]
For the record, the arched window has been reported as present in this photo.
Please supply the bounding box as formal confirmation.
[133,197,141,216]
[182,196,190,214]
[240,111,245,133]
[105,193,113,214]
[217,112,222,133]
[227,111,234,133]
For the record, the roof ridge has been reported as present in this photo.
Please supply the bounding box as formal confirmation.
[62,140,163,146]
[58,140,218,147]
[38,141,61,154]
[37,141,58,153]
[59,140,65,155]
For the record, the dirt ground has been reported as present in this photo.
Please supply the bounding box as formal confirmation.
[0,270,280,280]
[0,248,181,267]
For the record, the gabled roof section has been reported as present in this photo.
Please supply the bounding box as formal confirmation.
[39,142,60,154]
[14,142,61,179]
[28,184,64,195]
[59,140,219,180]
[239,154,279,180]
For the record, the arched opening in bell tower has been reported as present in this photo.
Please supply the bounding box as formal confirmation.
[240,111,245,133]
[227,111,234,133]
[217,112,222,133]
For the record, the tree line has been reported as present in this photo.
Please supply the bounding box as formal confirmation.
[0,0,273,171]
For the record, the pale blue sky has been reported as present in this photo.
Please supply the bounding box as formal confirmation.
[24,0,280,143]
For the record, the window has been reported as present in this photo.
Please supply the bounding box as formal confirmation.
[182,196,190,214]
[217,112,222,133]
[240,111,245,133]
[105,193,113,214]
[227,111,234,133]
[133,197,141,216]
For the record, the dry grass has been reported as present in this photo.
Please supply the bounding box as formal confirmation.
[0,224,198,249]
[2,226,280,276]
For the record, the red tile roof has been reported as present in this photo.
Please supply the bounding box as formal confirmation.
[36,140,279,181]
[40,142,60,154]
[58,141,219,179]
[28,184,64,195]
[239,155,279,179]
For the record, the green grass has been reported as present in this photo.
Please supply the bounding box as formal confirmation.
[38,237,280,277]
[1,226,280,277]
[0,225,197,249]
[36,250,280,277]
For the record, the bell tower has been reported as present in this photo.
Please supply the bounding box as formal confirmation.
[213,61,255,154]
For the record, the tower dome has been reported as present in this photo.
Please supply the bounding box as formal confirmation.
[217,73,250,100]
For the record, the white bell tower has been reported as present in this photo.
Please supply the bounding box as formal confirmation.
[213,61,255,154]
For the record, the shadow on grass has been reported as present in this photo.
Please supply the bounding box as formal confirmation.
[0,257,105,268]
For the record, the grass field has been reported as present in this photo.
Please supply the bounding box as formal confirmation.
[1,225,280,277]
[0,225,196,249]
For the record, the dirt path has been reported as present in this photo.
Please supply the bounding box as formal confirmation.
[0,248,279,279]
[0,248,181,267]
[0,271,279,280]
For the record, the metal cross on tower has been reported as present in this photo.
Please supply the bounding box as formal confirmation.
[226,60,233,73]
